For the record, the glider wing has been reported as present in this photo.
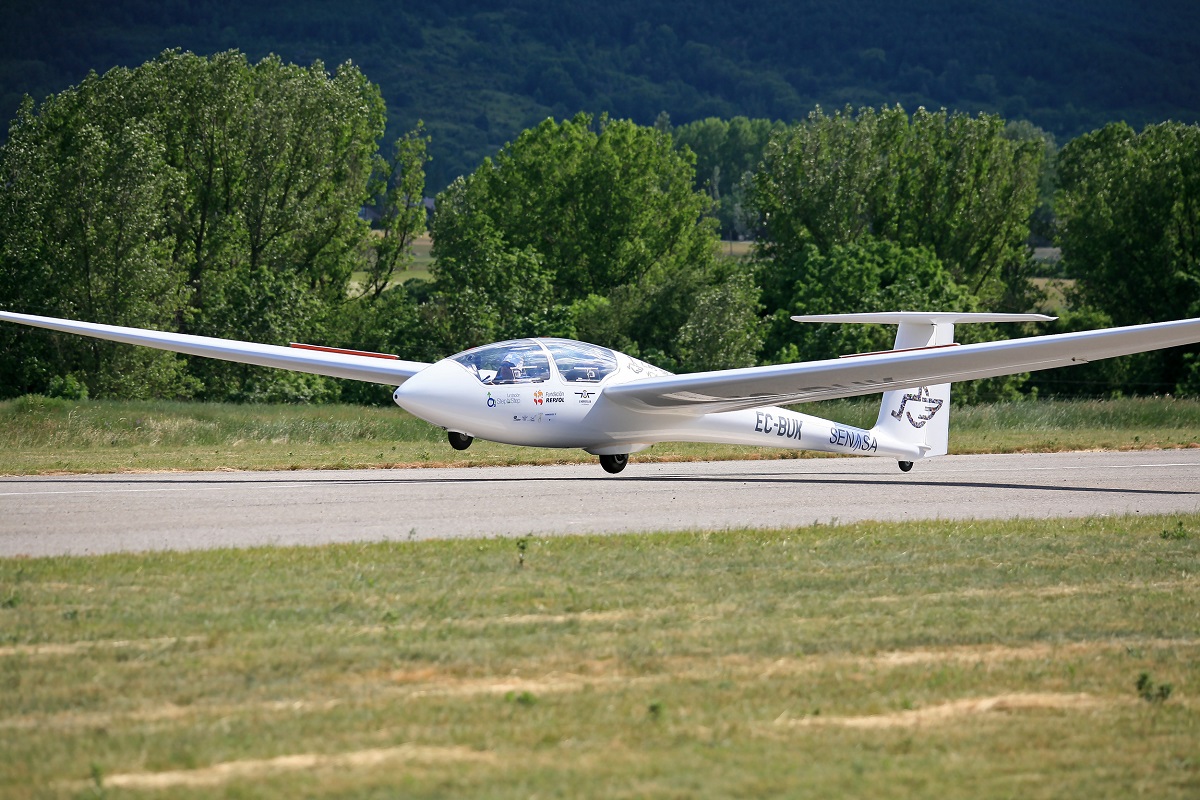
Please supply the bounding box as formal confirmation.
[603,316,1200,414]
[0,311,431,385]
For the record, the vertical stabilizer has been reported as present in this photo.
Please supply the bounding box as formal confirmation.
[872,319,953,456]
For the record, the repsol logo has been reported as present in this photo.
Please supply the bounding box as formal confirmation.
[754,411,802,441]
[830,426,878,453]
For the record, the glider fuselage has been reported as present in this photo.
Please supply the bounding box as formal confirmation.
[393,337,924,459]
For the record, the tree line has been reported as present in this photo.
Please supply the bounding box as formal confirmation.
[1,50,1197,404]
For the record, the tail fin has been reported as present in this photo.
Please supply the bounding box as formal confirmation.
[792,313,1054,458]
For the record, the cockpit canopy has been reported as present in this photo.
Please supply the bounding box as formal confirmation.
[452,339,618,385]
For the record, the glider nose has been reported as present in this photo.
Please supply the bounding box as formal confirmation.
[393,359,464,427]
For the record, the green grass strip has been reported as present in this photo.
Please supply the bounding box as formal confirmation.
[1,395,1198,475]
[2,514,1198,798]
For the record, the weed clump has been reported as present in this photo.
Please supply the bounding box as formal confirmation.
[1136,672,1172,703]
[1160,521,1191,540]
[506,690,537,707]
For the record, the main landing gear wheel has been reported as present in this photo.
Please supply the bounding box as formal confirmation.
[898,460,914,472]
[447,431,473,451]
[599,453,629,474]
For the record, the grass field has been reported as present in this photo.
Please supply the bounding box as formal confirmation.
[1,395,1198,475]
[350,233,435,291]
[1,514,1197,797]
[1030,277,1076,314]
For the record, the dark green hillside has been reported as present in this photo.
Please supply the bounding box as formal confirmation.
[3,0,1199,188]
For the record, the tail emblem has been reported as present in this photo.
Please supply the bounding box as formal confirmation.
[890,386,944,428]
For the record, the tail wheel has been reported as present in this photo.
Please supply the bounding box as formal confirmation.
[599,453,629,474]
[898,460,914,472]
[447,431,473,451]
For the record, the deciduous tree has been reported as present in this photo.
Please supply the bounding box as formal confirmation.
[1056,120,1200,393]
[749,105,1043,397]
[0,50,387,401]
[752,105,1042,303]
[430,113,756,368]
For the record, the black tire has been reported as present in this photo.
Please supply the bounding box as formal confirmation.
[898,460,914,472]
[599,453,629,474]
[447,431,473,451]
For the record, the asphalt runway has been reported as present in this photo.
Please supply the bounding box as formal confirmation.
[1,450,1198,557]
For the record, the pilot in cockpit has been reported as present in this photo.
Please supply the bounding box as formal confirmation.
[490,351,524,384]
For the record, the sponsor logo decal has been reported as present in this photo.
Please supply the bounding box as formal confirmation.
[487,391,522,409]
[533,390,544,405]
[754,411,802,441]
[575,389,595,405]
[628,357,669,378]
[829,426,878,452]
[890,386,943,428]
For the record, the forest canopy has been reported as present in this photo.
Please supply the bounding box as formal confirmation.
[2,0,1198,190]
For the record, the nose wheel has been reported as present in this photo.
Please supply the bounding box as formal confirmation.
[447,431,473,450]
[599,453,629,474]
[898,460,913,472]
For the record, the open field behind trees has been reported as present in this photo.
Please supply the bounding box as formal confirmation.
[1,396,1198,476]
[352,234,434,290]
[1,513,1197,798]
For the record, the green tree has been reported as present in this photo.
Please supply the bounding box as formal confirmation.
[0,74,191,398]
[761,237,973,361]
[363,123,430,300]
[757,236,1023,401]
[470,114,713,301]
[1056,120,1200,394]
[673,116,783,238]
[430,113,747,368]
[752,105,1043,304]
[1004,119,1059,246]
[187,54,385,401]
[675,266,763,371]
[747,105,1043,397]
[331,123,432,404]
[0,50,387,402]
[332,282,428,404]
[427,196,559,348]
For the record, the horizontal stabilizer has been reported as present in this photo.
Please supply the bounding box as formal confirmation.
[792,312,1056,325]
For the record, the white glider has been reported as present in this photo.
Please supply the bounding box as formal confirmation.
[2,309,1199,473]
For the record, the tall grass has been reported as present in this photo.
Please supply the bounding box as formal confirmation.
[0,395,443,449]
[1,395,1197,475]
[805,395,1200,431]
